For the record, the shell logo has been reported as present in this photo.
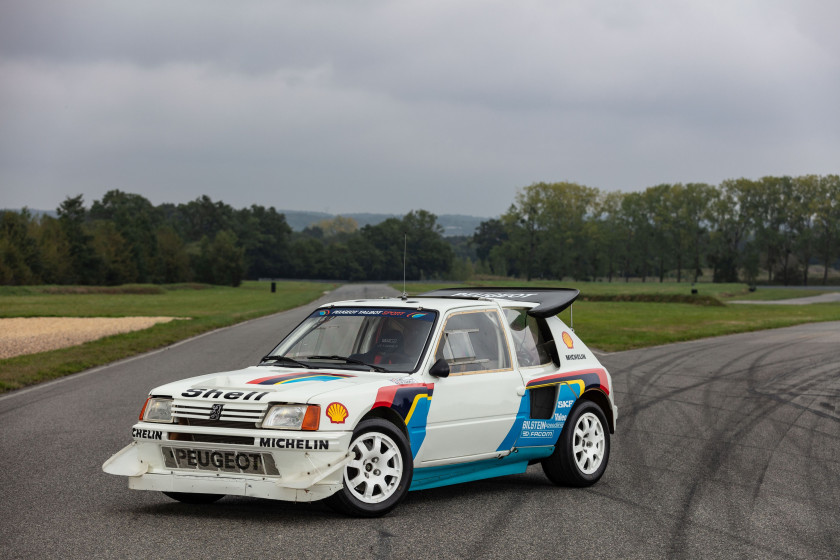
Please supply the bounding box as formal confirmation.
[562,331,574,349]
[326,402,349,424]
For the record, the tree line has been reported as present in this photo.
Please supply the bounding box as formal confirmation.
[471,175,840,285]
[0,191,453,286]
[2,174,838,287]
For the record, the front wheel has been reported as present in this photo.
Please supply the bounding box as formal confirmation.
[542,399,610,486]
[328,419,413,517]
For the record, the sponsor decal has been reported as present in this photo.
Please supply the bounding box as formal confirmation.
[450,292,537,299]
[562,332,574,349]
[132,428,163,440]
[308,308,435,322]
[512,386,579,444]
[209,403,224,420]
[247,372,354,386]
[259,438,329,450]
[373,383,435,458]
[565,353,586,361]
[326,402,349,424]
[390,376,418,385]
[181,388,270,400]
[526,368,610,396]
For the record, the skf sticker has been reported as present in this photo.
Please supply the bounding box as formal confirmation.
[326,402,349,424]
[562,332,574,349]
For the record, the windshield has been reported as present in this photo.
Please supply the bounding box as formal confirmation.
[267,307,438,373]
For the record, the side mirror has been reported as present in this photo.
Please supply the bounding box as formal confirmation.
[429,358,450,378]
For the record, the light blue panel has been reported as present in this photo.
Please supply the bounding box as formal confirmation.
[406,396,433,458]
[495,395,530,452]
[409,447,553,491]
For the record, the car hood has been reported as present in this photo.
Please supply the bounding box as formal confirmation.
[151,366,399,403]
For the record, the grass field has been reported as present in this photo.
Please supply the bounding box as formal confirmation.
[3,279,838,392]
[0,281,335,392]
[403,281,840,352]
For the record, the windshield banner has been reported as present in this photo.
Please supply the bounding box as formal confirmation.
[310,308,436,322]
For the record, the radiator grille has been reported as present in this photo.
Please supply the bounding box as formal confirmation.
[168,400,268,445]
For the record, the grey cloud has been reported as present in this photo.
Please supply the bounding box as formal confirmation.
[1,0,837,216]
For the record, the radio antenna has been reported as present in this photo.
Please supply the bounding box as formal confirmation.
[402,234,408,300]
[570,303,574,332]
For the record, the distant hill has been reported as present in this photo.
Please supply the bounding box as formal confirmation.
[280,210,490,237]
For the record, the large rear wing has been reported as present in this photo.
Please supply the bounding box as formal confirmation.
[419,287,580,318]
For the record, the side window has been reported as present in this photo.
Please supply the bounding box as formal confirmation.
[435,310,512,375]
[503,308,554,367]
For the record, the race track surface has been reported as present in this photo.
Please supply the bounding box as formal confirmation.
[1,285,838,559]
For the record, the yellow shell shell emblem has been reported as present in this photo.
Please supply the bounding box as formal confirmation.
[326,402,349,424]
[562,331,574,349]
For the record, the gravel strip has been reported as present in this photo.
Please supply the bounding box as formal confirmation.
[0,317,180,359]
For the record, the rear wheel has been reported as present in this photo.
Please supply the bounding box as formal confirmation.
[542,399,610,486]
[328,419,413,517]
[163,492,224,504]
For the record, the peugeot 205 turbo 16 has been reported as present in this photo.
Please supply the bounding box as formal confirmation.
[103,288,617,516]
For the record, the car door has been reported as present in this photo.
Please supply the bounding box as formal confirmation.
[416,307,526,465]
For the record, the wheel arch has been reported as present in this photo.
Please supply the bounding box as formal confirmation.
[358,406,409,439]
[580,389,615,434]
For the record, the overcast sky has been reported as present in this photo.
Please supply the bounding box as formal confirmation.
[1,0,837,218]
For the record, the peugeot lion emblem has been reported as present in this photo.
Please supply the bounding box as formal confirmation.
[209,403,224,420]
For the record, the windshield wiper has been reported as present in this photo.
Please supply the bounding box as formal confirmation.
[304,355,386,373]
[259,355,315,368]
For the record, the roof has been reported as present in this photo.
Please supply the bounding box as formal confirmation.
[418,287,580,318]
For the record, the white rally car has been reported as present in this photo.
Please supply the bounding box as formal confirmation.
[104,288,617,516]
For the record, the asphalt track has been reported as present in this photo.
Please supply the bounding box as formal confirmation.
[1,284,838,559]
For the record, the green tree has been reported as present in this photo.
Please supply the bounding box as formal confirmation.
[707,180,754,283]
[89,221,137,285]
[195,230,245,286]
[90,190,159,282]
[57,195,100,284]
[813,175,840,285]
[679,183,715,283]
[471,218,508,265]
[33,215,73,284]
[235,205,292,279]
[153,226,191,283]
[0,210,41,284]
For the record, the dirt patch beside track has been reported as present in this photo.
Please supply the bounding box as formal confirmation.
[0,317,180,359]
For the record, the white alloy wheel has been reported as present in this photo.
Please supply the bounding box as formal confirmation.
[573,411,605,475]
[344,431,404,504]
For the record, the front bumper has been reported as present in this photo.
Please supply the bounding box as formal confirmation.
[103,422,353,502]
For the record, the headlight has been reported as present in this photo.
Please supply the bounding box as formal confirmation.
[140,397,173,423]
[262,404,320,431]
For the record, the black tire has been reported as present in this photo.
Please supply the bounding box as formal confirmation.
[542,399,610,487]
[162,492,225,504]
[327,419,413,517]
